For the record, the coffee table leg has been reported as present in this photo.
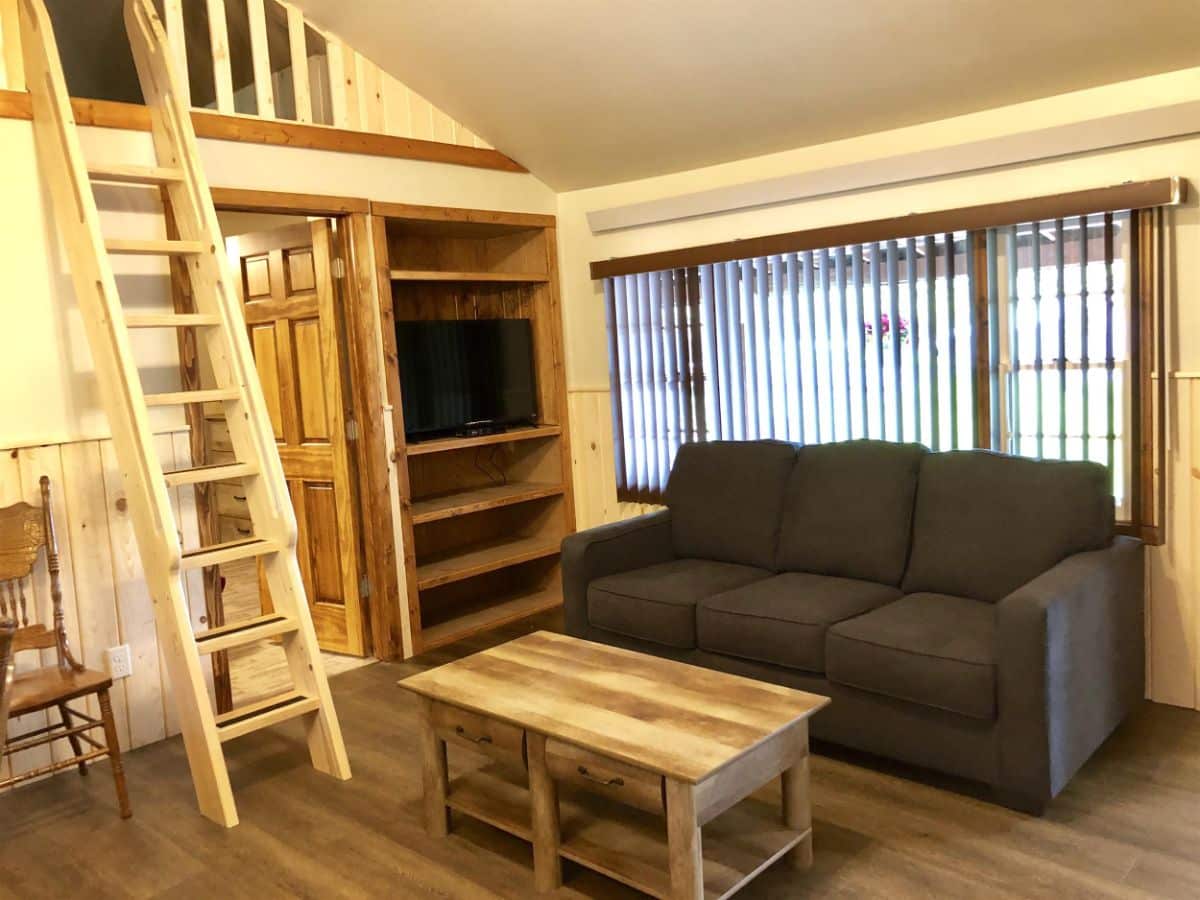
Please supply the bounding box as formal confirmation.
[527,733,562,892]
[418,697,450,837]
[781,724,813,870]
[665,778,703,900]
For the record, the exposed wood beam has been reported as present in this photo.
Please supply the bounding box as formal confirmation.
[0,89,528,172]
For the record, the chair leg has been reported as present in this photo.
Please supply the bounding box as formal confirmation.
[98,689,131,819]
[57,703,88,776]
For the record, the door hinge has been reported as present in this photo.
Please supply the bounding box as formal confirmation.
[345,418,360,441]
[359,575,370,599]
[331,256,347,280]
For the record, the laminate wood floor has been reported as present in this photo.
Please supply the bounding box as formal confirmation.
[222,559,374,706]
[2,610,1199,899]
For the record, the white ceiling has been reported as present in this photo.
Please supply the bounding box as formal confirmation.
[293,0,1200,191]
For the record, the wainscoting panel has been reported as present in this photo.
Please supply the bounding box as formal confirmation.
[1,431,211,789]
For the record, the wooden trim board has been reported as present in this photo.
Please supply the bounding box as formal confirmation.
[0,88,527,172]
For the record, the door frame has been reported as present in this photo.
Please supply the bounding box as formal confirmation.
[205,187,403,662]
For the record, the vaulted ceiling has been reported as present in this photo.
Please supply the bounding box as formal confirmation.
[293,0,1200,190]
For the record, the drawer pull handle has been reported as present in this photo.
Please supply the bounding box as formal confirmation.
[577,765,624,788]
[454,725,492,745]
[236,527,251,535]
[233,495,246,501]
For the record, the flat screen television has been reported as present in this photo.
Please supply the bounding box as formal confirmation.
[396,318,539,441]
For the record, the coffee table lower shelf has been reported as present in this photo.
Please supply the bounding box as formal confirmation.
[448,763,805,900]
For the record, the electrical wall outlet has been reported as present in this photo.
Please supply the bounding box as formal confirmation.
[106,644,133,680]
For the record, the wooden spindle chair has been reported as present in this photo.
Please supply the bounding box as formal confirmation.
[0,476,130,818]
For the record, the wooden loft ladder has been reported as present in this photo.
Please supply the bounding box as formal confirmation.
[17,0,351,827]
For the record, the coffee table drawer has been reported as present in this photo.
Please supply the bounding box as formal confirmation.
[431,702,526,764]
[545,738,664,814]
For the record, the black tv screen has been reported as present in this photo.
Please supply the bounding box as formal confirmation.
[396,319,539,440]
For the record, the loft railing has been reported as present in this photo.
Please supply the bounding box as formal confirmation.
[0,0,493,153]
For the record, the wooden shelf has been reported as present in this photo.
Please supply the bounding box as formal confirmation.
[415,535,561,591]
[420,587,561,651]
[411,482,564,525]
[448,764,803,900]
[389,269,549,283]
[405,425,562,457]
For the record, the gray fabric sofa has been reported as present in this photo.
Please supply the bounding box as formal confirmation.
[561,439,1144,813]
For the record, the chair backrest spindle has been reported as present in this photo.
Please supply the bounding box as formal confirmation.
[0,477,82,672]
[0,618,14,735]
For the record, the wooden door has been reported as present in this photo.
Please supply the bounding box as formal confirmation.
[226,221,367,656]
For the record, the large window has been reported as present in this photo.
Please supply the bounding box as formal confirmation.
[602,191,1168,537]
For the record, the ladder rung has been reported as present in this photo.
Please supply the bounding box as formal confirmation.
[194,614,298,655]
[145,388,240,407]
[125,312,221,328]
[105,238,206,256]
[164,462,257,487]
[180,537,279,570]
[88,163,184,185]
[215,691,321,742]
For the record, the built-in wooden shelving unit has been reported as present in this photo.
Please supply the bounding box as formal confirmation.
[374,202,574,656]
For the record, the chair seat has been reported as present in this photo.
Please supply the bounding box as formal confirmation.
[826,592,997,720]
[8,666,112,716]
[588,558,771,648]
[698,572,901,672]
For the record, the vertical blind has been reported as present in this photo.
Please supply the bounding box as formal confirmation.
[993,211,1131,515]
[605,209,1150,523]
[606,233,978,501]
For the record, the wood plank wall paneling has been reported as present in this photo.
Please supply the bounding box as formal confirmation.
[570,384,1200,710]
[0,431,210,791]
[567,388,663,530]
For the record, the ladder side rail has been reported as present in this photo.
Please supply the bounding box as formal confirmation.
[124,0,351,783]
[19,0,240,826]
[123,0,298,550]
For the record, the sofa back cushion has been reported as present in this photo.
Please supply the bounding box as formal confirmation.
[776,440,927,586]
[664,440,797,570]
[902,451,1114,602]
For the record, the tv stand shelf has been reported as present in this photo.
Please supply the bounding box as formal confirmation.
[416,535,562,590]
[411,481,564,524]
[405,425,562,457]
[390,269,550,284]
[376,204,575,657]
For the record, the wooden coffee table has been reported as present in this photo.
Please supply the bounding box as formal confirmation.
[400,631,829,899]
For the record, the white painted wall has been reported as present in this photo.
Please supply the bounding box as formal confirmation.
[0,117,556,447]
[554,67,1200,709]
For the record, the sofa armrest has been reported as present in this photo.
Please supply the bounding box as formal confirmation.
[560,510,674,637]
[995,535,1144,810]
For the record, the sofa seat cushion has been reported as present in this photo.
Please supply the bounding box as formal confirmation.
[826,592,997,719]
[697,573,901,672]
[588,559,771,648]
[665,440,797,570]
